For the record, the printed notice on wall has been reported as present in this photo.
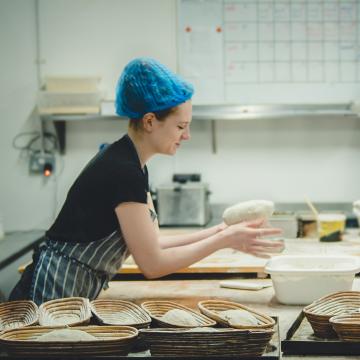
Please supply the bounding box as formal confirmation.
[178,0,360,105]
[178,0,224,103]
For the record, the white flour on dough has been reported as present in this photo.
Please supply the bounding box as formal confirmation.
[219,309,259,327]
[161,309,198,326]
[37,329,97,342]
[223,200,274,225]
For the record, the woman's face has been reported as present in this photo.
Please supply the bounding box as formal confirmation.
[152,100,192,155]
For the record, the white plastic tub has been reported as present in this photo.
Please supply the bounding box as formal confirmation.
[265,255,360,305]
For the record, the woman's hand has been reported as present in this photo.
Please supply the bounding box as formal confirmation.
[223,220,283,258]
[217,217,267,232]
[239,217,269,228]
[216,221,228,232]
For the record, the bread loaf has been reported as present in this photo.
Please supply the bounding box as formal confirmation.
[161,309,198,326]
[219,309,259,326]
[37,329,97,342]
[223,200,274,225]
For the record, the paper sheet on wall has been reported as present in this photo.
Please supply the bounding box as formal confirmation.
[178,0,360,105]
[178,0,224,103]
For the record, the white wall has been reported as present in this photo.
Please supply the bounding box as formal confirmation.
[0,0,56,231]
[38,0,177,100]
[1,0,360,231]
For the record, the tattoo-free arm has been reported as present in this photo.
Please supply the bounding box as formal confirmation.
[116,203,283,279]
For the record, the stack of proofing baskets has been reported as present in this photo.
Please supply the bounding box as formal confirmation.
[303,291,360,341]
[0,298,138,357]
[0,297,276,357]
[139,299,275,357]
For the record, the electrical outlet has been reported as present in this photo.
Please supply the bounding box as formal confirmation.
[29,152,55,175]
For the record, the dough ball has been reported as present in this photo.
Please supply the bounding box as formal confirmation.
[37,329,97,342]
[161,309,199,326]
[223,200,274,225]
[219,309,259,327]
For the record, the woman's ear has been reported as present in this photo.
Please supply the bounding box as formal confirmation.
[142,113,156,132]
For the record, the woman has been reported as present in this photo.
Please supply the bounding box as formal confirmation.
[10,58,283,305]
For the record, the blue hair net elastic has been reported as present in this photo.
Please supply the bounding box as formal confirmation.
[115,57,194,119]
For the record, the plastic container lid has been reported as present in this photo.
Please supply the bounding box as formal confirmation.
[265,255,360,275]
[318,213,346,221]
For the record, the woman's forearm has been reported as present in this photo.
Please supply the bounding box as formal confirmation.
[158,223,225,249]
[141,229,230,278]
[117,203,283,281]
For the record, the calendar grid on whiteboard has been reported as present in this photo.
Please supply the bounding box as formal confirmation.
[178,0,360,104]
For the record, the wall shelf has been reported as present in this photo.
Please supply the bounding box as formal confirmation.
[41,114,119,154]
[192,103,356,120]
[41,103,358,154]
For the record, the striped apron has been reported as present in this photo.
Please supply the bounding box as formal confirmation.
[30,209,157,305]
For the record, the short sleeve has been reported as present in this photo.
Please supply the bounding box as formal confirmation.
[109,163,148,208]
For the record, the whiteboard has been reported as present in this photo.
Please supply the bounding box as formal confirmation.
[177,0,360,105]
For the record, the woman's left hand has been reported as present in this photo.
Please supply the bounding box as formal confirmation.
[218,217,268,232]
[238,217,269,228]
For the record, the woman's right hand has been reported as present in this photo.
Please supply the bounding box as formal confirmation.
[223,221,284,258]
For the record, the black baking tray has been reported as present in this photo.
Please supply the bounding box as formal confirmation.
[0,317,280,360]
[282,311,360,355]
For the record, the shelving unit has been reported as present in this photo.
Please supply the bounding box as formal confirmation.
[41,103,358,154]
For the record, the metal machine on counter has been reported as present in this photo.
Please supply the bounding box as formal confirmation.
[156,174,211,227]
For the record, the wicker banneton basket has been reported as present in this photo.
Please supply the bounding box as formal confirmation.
[0,325,138,357]
[330,312,360,341]
[303,291,360,338]
[90,299,151,328]
[0,301,39,331]
[140,327,274,357]
[39,297,91,327]
[198,299,275,330]
[141,301,216,328]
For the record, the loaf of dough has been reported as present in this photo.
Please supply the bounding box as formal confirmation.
[37,329,97,342]
[222,200,274,225]
[219,309,259,327]
[161,309,199,326]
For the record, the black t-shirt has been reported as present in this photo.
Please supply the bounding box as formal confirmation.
[46,134,149,243]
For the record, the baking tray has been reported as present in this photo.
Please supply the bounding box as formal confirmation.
[282,311,360,355]
[0,317,280,360]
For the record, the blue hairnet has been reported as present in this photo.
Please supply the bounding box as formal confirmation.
[115,57,194,119]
